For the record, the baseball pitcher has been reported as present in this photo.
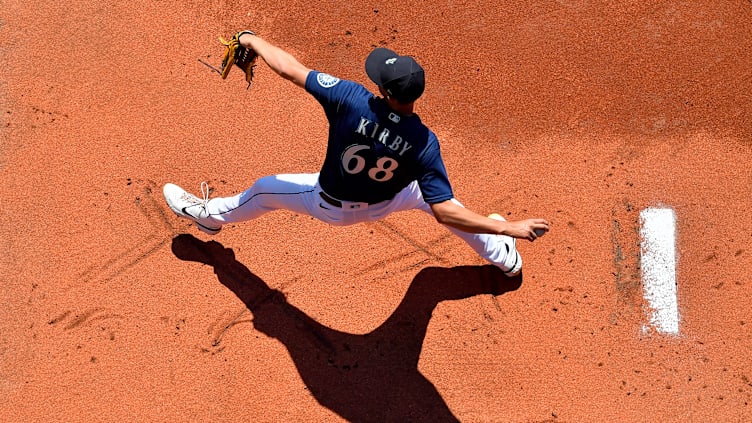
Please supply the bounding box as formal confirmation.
[164,30,550,276]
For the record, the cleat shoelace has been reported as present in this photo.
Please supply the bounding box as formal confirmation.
[179,181,211,212]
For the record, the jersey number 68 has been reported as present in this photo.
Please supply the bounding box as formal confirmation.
[342,144,399,182]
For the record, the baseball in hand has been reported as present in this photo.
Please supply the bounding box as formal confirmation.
[488,213,504,221]
[489,213,546,238]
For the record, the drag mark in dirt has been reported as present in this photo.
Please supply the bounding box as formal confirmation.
[202,308,253,354]
[371,220,455,265]
[78,180,178,286]
[48,308,123,331]
[356,249,433,278]
[610,199,642,323]
[377,220,449,259]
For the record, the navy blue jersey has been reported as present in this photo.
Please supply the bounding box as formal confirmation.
[305,71,454,204]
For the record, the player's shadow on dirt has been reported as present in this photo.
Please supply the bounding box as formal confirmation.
[171,234,522,423]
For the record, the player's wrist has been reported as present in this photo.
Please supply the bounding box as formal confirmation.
[488,216,509,236]
[237,30,256,46]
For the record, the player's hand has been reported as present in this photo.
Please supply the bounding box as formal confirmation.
[218,30,258,88]
[506,219,550,241]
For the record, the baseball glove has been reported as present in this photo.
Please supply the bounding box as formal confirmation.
[218,30,258,88]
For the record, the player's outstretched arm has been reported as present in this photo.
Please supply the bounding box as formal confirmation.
[430,199,549,241]
[238,33,311,88]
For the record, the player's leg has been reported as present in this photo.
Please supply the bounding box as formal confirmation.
[207,173,324,223]
[363,180,426,220]
[377,183,521,275]
[164,173,336,234]
[427,200,521,276]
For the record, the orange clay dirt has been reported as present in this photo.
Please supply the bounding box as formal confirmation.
[1,1,751,422]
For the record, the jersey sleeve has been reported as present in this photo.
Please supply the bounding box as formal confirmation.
[416,141,454,204]
[305,71,366,116]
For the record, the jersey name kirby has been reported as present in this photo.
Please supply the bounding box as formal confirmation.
[355,117,413,156]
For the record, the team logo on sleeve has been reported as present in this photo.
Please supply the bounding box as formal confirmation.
[317,73,341,88]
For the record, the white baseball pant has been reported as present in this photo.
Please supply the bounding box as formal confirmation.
[205,173,517,270]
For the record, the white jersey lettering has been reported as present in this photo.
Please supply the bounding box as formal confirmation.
[377,128,390,145]
[399,140,412,155]
[356,118,370,136]
[389,137,403,152]
[370,122,380,139]
[354,115,413,156]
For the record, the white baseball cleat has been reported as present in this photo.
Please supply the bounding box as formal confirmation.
[489,213,522,277]
[163,182,222,235]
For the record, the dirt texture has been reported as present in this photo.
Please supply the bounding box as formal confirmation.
[1,1,751,422]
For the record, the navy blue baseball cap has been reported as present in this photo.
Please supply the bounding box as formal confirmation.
[365,47,425,103]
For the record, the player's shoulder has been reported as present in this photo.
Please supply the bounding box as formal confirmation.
[307,71,368,94]
[410,121,442,159]
[406,114,438,143]
[310,71,343,89]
